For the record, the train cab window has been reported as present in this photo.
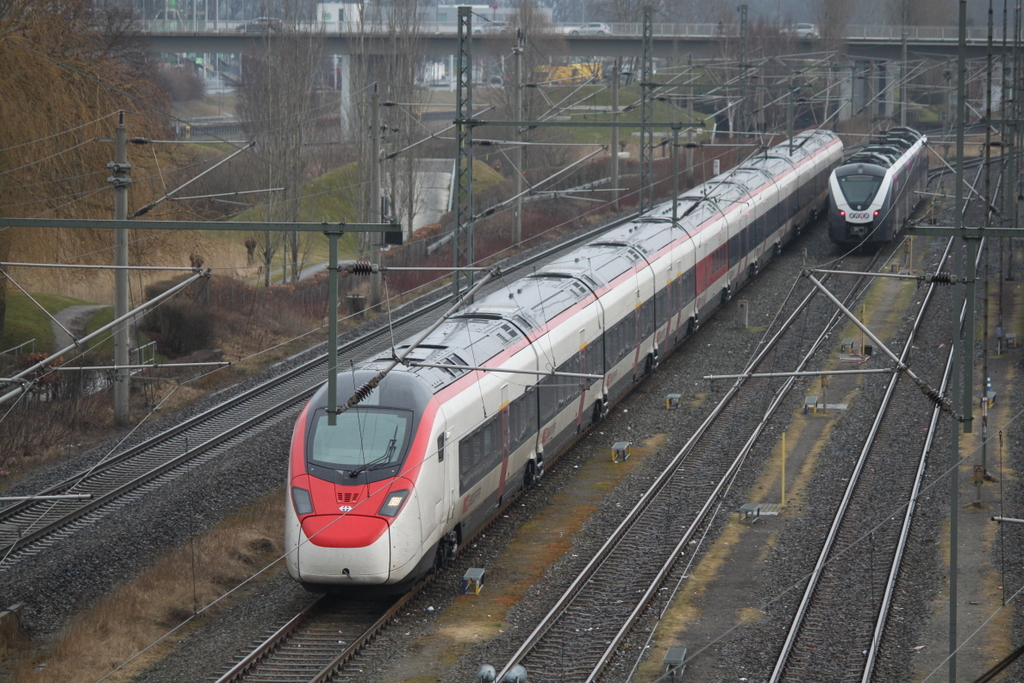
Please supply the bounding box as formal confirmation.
[837,174,883,209]
[307,407,414,479]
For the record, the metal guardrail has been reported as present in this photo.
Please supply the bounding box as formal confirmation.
[134,341,156,366]
[0,339,35,357]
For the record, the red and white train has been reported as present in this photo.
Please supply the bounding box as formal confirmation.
[285,130,843,589]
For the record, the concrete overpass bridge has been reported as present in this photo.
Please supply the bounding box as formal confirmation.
[140,21,1002,61]
[147,20,1009,132]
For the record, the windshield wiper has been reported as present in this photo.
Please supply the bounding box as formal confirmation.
[349,427,399,478]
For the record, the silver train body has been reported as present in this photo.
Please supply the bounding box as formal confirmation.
[285,130,844,589]
[827,127,929,250]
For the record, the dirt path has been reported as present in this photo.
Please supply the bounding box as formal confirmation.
[50,304,107,353]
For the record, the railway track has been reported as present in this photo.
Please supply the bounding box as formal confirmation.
[769,166,993,682]
[211,593,405,683]
[0,217,625,569]
[767,237,956,682]
[479,244,886,683]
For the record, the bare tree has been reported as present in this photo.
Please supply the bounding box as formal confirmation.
[379,0,427,237]
[886,0,956,26]
[237,0,325,285]
[816,0,855,46]
[0,0,170,344]
[481,1,578,175]
[592,0,663,24]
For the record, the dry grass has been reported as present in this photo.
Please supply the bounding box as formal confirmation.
[6,490,285,683]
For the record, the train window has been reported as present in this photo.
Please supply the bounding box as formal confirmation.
[459,416,503,495]
[641,299,655,337]
[507,390,535,450]
[655,288,668,327]
[837,174,883,208]
[539,374,558,422]
[681,268,695,303]
[711,244,728,274]
[308,408,413,474]
[437,433,445,462]
[548,355,578,408]
[619,315,634,360]
[589,336,604,374]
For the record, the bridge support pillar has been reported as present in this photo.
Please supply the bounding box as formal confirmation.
[836,66,853,122]
[337,54,353,135]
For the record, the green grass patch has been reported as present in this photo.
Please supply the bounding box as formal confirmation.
[227,162,369,272]
[1,291,96,353]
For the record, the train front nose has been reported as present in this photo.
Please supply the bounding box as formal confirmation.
[293,513,393,584]
[847,220,871,239]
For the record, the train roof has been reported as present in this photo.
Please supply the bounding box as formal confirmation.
[843,127,924,170]
[362,130,841,395]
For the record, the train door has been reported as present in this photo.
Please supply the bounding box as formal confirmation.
[575,329,588,430]
[500,384,511,502]
[436,411,454,526]
[670,261,681,344]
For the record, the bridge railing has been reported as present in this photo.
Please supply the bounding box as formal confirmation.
[132,20,999,42]
[845,24,1006,41]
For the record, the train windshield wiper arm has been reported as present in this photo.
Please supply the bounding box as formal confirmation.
[348,428,399,478]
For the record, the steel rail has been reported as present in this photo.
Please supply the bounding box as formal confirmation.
[860,237,961,681]
[307,589,418,683]
[496,245,882,683]
[2,384,320,557]
[214,596,326,682]
[213,590,415,683]
[770,166,987,683]
[860,164,996,679]
[766,253,937,681]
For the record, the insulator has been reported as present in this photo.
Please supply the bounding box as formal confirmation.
[351,381,375,402]
[349,261,377,275]
[347,376,380,406]
[928,272,956,285]
[923,387,945,408]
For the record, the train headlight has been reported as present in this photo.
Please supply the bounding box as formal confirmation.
[292,487,313,516]
[873,210,880,217]
[839,210,845,217]
[378,489,410,517]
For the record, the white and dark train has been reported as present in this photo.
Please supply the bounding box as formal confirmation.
[827,127,929,250]
[285,130,843,589]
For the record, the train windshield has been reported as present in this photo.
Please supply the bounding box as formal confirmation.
[837,174,883,208]
[308,408,413,472]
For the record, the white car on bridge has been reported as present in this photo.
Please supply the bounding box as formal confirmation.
[567,22,612,35]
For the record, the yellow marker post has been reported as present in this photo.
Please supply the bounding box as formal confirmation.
[860,303,866,356]
[781,432,786,506]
